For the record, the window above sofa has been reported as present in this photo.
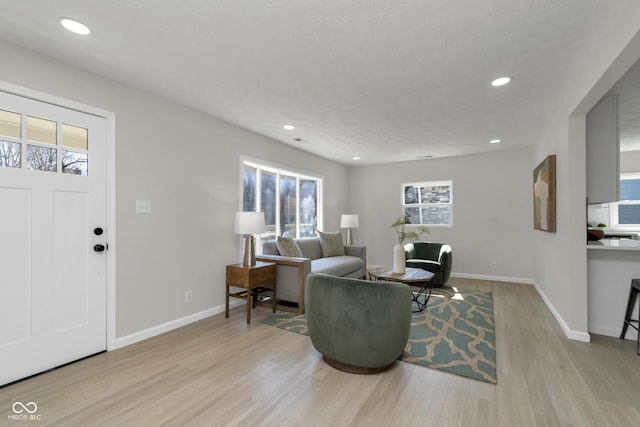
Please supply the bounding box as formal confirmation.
[242,159,323,244]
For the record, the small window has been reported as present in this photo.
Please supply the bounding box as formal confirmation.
[402,180,452,226]
[610,174,640,227]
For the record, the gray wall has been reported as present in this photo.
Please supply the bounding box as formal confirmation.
[0,39,349,339]
[348,148,534,282]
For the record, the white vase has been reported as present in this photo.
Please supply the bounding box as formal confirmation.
[393,242,406,274]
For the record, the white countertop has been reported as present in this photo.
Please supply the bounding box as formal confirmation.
[587,239,640,251]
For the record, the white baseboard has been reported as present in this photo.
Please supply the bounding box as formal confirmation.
[451,273,592,343]
[115,300,244,349]
[532,281,591,343]
[450,272,534,285]
[590,325,638,340]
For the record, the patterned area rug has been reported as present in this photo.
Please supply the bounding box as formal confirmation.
[261,287,496,383]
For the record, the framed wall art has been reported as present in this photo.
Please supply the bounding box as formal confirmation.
[533,155,556,232]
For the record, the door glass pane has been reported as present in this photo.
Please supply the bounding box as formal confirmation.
[280,175,297,236]
[243,164,257,212]
[0,140,21,168]
[0,110,21,139]
[299,179,317,237]
[260,170,276,241]
[61,124,88,150]
[62,151,88,175]
[26,145,57,172]
[27,116,57,145]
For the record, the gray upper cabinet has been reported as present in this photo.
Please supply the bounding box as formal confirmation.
[586,95,619,204]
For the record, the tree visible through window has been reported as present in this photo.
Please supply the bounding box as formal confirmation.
[242,160,322,245]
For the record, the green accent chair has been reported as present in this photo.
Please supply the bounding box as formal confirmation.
[404,242,452,287]
[305,273,412,374]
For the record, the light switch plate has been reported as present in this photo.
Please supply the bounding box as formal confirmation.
[136,200,151,214]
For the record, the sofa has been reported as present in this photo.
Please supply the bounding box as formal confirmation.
[305,272,412,374]
[256,234,366,314]
[404,242,452,287]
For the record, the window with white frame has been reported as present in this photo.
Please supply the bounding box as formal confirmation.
[242,160,322,247]
[402,180,452,226]
[610,173,640,228]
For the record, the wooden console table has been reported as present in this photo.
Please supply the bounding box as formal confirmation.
[226,261,277,324]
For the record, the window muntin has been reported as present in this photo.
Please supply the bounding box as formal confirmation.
[242,160,322,247]
[402,180,452,226]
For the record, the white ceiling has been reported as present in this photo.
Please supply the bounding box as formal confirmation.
[0,0,635,165]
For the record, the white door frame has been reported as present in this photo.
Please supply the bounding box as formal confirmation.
[0,80,118,351]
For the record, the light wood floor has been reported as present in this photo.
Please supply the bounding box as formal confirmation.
[2,278,639,426]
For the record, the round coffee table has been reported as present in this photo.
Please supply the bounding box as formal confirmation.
[368,267,435,312]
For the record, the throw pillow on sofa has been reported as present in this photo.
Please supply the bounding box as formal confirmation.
[317,230,345,257]
[277,235,304,257]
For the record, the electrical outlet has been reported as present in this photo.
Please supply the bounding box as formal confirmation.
[490,262,497,270]
[136,200,151,214]
[185,290,193,304]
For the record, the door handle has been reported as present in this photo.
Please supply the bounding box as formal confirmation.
[94,244,106,252]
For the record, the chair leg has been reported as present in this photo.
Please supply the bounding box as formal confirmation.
[637,297,640,355]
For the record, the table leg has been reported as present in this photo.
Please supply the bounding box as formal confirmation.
[225,284,230,318]
[272,283,277,313]
[411,282,432,313]
[246,287,251,324]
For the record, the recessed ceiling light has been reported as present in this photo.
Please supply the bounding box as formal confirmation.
[59,18,91,35]
[489,139,501,144]
[352,157,360,160]
[283,124,295,130]
[491,77,511,87]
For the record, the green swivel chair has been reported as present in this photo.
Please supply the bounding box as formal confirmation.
[305,273,412,374]
[404,242,452,287]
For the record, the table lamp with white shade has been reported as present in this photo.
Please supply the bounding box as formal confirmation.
[234,211,266,266]
[340,214,359,245]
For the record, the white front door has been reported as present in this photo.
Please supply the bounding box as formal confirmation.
[0,90,108,386]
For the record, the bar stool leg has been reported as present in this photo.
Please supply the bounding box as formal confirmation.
[636,296,640,355]
[620,285,639,339]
